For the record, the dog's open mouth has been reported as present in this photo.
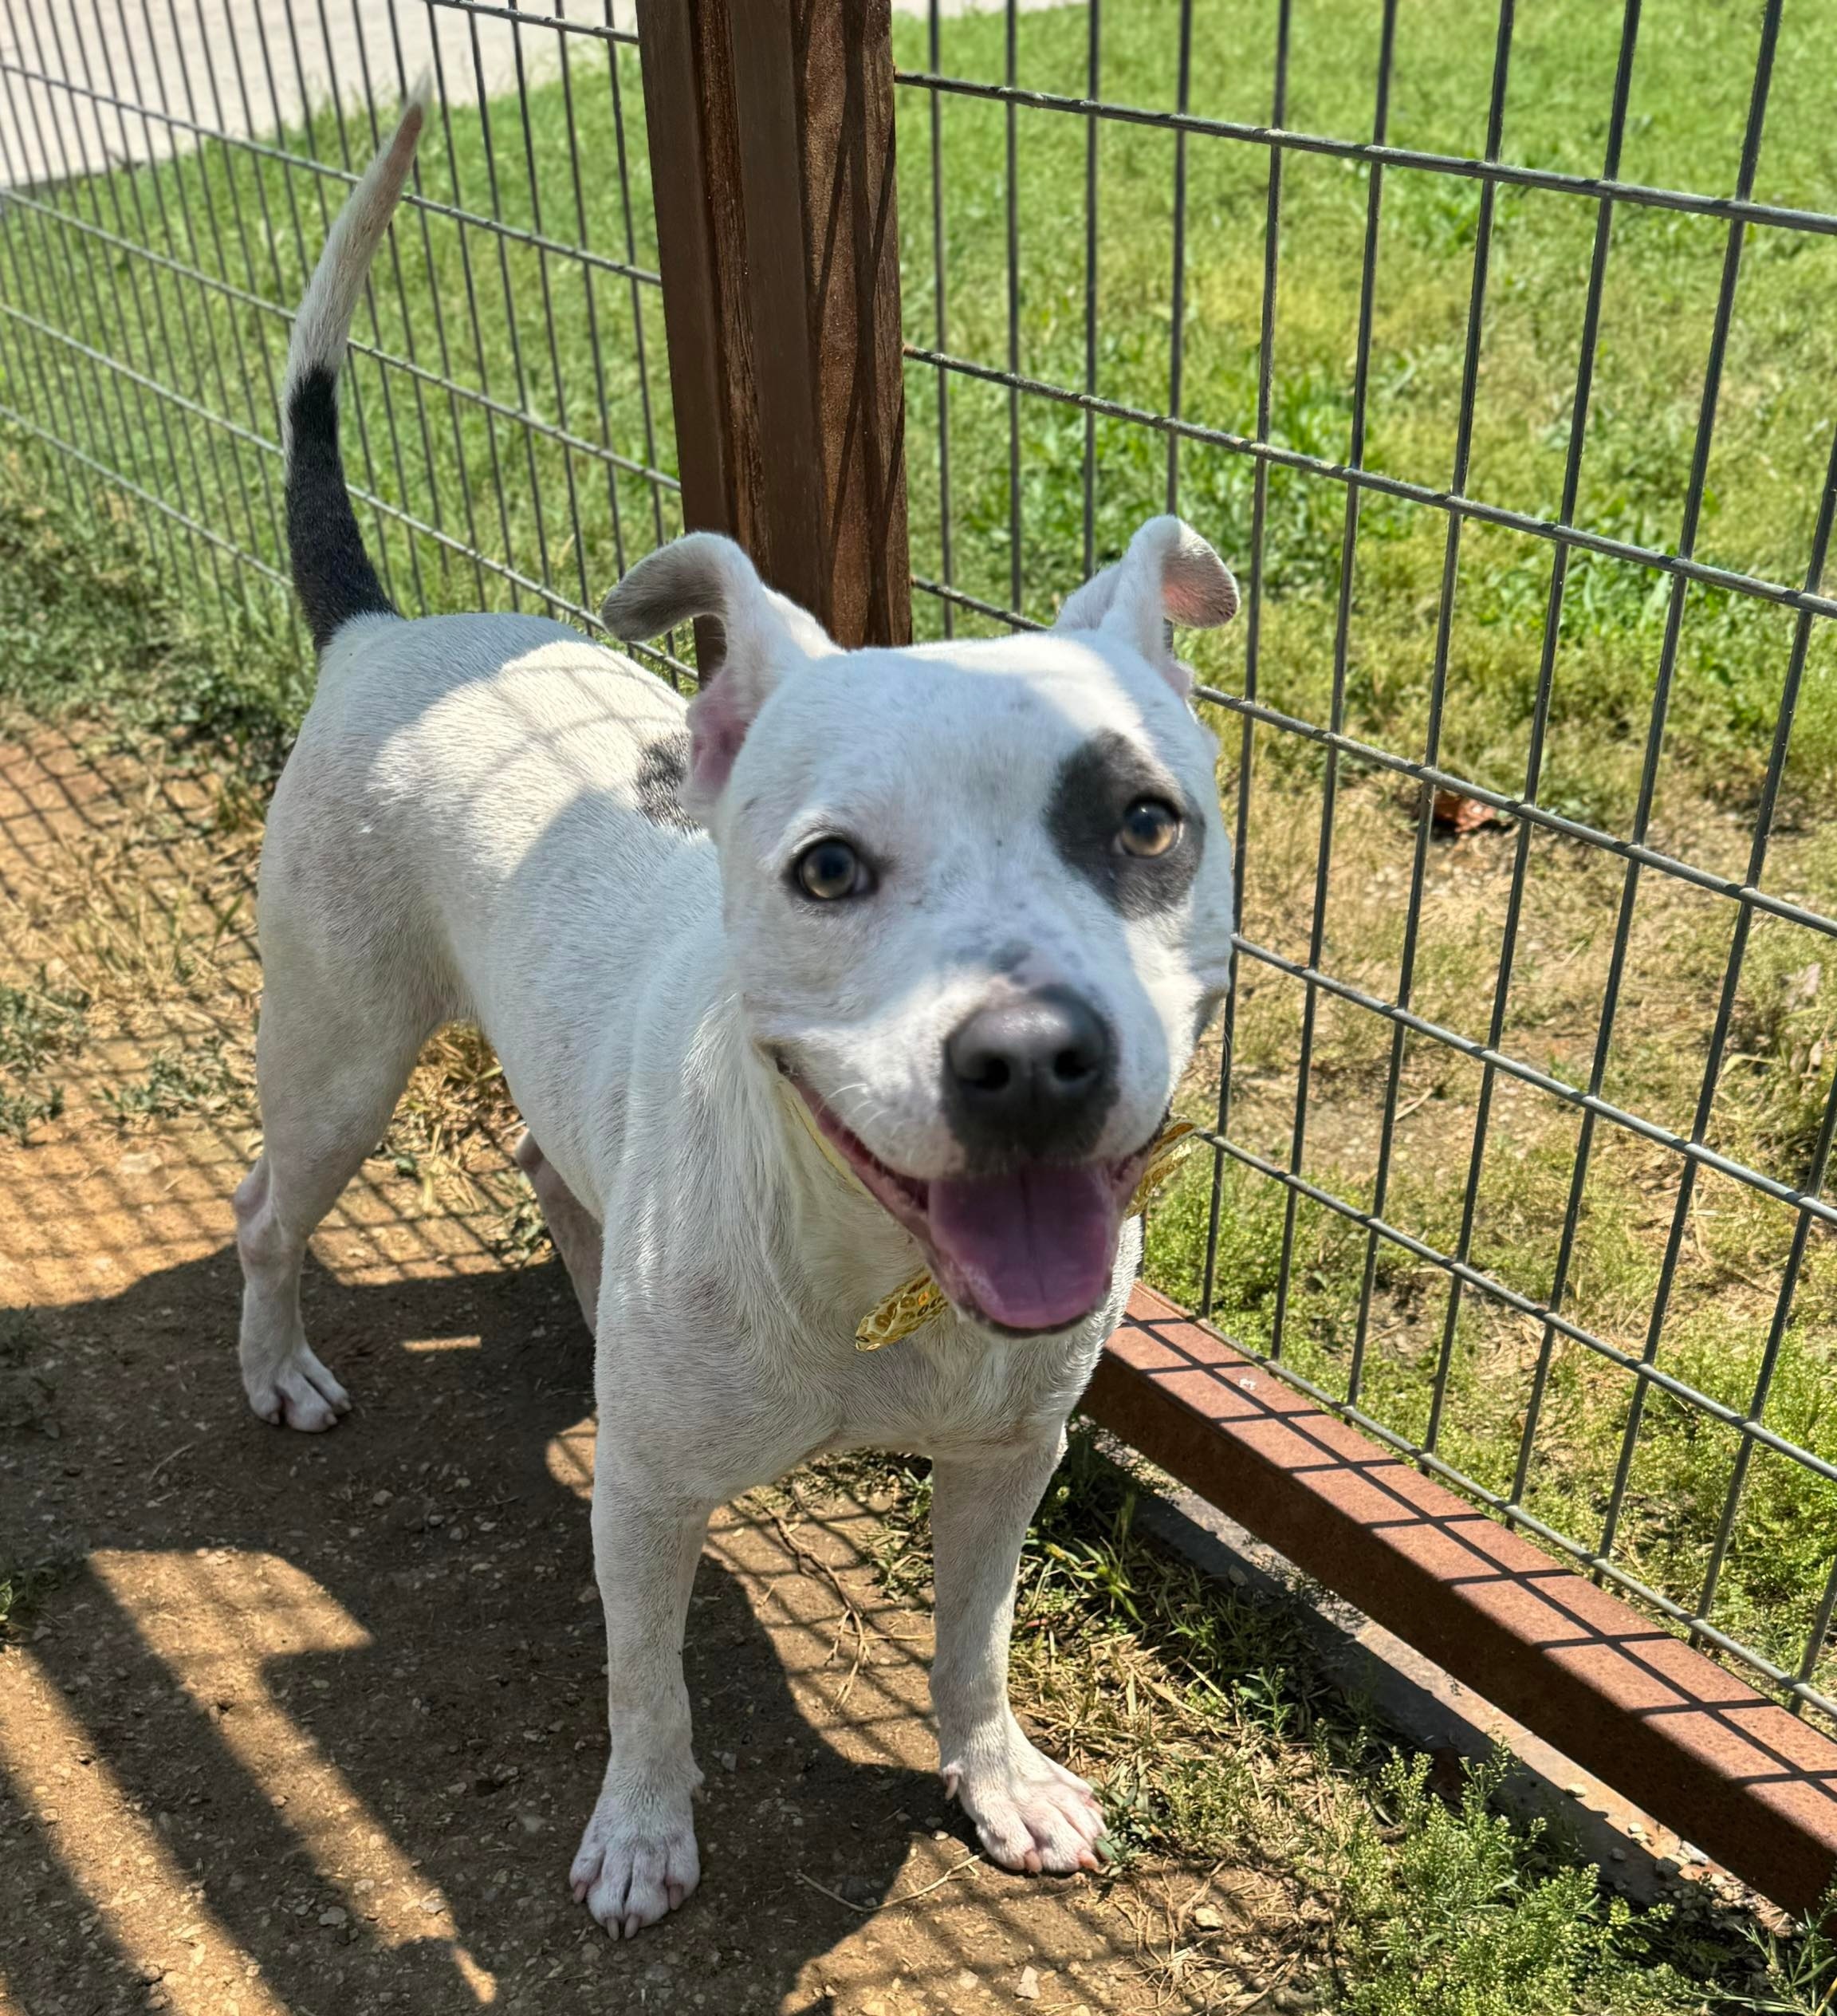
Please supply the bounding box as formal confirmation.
[787,1077,1154,1335]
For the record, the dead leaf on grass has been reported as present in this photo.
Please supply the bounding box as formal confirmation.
[1430,789,1512,835]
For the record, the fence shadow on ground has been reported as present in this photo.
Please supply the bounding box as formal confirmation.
[0,717,1179,2014]
[2,1242,987,2014]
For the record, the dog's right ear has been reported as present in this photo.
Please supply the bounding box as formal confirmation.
[1052,516,1237,700]
[601,534,836,816]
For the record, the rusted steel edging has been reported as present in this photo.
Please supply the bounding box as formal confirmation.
[1088,1285,1837,1916]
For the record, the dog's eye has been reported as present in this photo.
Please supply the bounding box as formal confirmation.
[794,837,868,901]
[1118,798,1181,859]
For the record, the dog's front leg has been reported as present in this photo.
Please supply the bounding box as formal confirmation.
[929,1437,1107,1873]
[572,1455,712,1938]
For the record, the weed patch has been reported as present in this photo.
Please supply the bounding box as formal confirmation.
[98,1039,244,1128]
[0,974,89,1145]
[1335,1754,1689,2015]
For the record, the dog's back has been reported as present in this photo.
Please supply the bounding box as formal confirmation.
[270,607,702,1006]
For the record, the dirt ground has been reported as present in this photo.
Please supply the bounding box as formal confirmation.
[0,726,1260,2014]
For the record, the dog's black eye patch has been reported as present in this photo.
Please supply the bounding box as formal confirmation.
[1048,730,1202,919]
[635,732,696,833]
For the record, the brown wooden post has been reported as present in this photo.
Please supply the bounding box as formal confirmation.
[636,0,911,653]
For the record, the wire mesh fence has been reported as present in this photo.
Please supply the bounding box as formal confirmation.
[3,0,1836,1730]
[0,0,687,677]
[896,0,1837,1725]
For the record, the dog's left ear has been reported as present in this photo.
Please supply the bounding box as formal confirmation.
[1054,515,1238,699]
[602,534,836,816]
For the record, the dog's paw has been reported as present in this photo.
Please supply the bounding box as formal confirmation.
[570,1778,700,1938]
[944,1733,1107,1875]
[245,1347,351,1433]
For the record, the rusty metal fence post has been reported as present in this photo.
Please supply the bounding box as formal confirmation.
[635,0,910,653]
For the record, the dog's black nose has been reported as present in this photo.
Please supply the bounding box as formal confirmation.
[945,987,1116,1161]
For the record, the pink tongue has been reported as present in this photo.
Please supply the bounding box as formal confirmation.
[926,1164,1119,1332]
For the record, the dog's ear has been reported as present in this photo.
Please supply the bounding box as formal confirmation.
[1053,516,1238,699]
[601,534,836,813]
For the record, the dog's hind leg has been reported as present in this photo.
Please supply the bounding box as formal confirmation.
[235,952,435,1431]
[514,1133,603,1333]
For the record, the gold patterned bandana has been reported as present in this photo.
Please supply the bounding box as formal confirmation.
[778,1080,1198,1349]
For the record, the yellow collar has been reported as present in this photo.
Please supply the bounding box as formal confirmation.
[778,1080,1197,1349]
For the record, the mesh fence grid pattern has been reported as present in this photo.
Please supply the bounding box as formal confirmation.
[2,0,1835,1723]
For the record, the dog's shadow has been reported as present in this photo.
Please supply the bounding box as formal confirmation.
[4,1245,957,2014]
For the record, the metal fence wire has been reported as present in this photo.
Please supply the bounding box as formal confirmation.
[896,0,1837,1731]
[3,1,1836,1729]
[0,0,690,678]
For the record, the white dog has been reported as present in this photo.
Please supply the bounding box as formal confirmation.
[236,89,1239,1938]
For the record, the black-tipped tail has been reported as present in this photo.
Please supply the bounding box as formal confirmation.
[285,365,395,652]
[281,84,427,652]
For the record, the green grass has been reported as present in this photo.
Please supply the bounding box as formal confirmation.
[95,1038,243,1127]
[0,971,89,1145]
[0,448,301,778]
[898,0,1837,821]
[2,0,1837,1883]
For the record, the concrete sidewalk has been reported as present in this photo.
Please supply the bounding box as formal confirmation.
[0,0,1064,191]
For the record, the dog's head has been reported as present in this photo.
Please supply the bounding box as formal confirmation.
[602,518,1237,1337]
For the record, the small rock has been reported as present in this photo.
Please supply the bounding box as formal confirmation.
[1192,1904,1225,1931]
[1016,1966,1040,2002]
[317,1907,348,1927]
[718,1752,737,1773]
